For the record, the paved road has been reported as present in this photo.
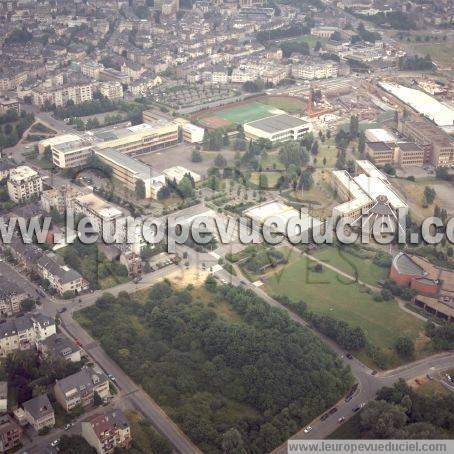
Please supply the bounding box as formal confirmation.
[15,235,454,452]
[209,262,454,449]
[25,263,202,454]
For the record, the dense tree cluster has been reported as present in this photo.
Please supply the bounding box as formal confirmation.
[243,246,287,273]
[425,321,454,351]
[280,41,310,58]
[77,283,352,453]
[63,240,128,290]
[398,55,434,71]
[360,380,454,439]
[0,110,34,150]
[0,351,82,406]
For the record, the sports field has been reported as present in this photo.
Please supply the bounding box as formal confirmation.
[199,100,285,128]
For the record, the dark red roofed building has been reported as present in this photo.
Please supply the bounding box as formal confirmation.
[390,252,454,321]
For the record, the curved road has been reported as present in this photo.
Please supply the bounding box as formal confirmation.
[27,244,454,452]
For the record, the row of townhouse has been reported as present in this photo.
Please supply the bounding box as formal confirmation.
[0,313,56,357]
[6,235,87,296]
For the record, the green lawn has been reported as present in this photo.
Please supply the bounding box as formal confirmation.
[260,152,286,171]
[409,42,454,67]
[259,96,306,114]
[250,171,283,188]
[264,248,425,362]
[314,139,338,168]
[281,35,328,48]
[311,246,388,286]
[216,102,284,124]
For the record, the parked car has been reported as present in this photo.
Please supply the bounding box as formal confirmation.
[303,426,312,433]
[346,353,353,360]
[328,407,338,415]
[320,413,329,421]
[108,374,116,382]
[352,406,360,413]
[338,417,345,424]
[50,439,59,447]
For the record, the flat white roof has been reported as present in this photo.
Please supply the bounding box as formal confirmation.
[244,200,322,235]
[183,123,205,133]
[334,194,372,214]
[332,170,366,200]
[354,173,407,210]
[365,128,397,143]
[9,165,39,181]
[163,166,201,183]
[40,134,81,147]
[380,82,454,127]
[356,160,388,182]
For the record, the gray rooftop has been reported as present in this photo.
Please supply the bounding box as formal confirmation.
[94,147,161,179]
[245,114,309,134]
[23,394,53,420]
[55,366,108,396]
[393,253,425,277]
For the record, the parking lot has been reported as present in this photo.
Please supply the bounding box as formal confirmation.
[137,143,237,178]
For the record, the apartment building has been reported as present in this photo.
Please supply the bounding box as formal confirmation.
[22,394,55,432]
[32,82,93,107]
[41,185,85,214]
[7,236,86,296]
[0,96,21,114]
[80,61,105,79]
[292,62,339,80]
[0,415,22,451]
[38,333,82,363]
[7,166,43,203]
[82,409,131,454]
[99,68,130,85]
[54,367,110,412]
[99,81,124,100]
[71,192,124,236]
[0,314,56,357]
[0,277,29,317]
[36,254,86,296]
[0,70,28,92]
[95,148,166,199]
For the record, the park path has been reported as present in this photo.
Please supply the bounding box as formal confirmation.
[277,243,430,324]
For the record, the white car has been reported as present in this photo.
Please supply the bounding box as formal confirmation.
[304,426,312,433]
[50,439,59,447]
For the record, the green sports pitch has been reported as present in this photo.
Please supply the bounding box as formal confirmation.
[200,101,285,128]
